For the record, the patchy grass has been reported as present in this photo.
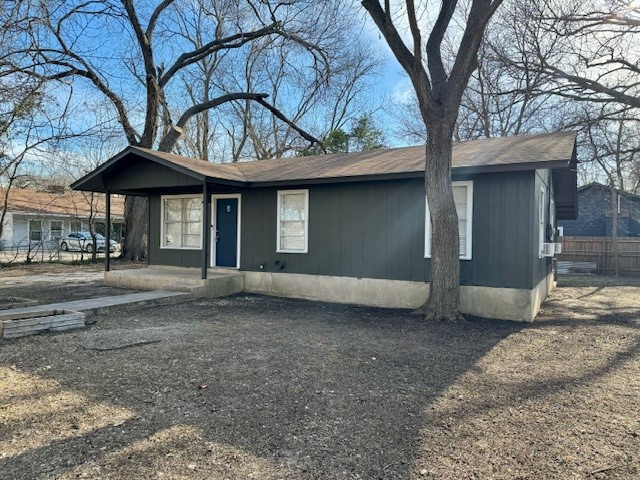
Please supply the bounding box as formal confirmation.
[0,276,638,479]
[0,259,145,277]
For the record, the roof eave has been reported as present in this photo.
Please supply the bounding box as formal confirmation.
[247,159,574,187]
[70,146,134,190]
[71,146,213,192]
[453,158,572,176]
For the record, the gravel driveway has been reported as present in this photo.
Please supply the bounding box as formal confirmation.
[0,276,639,479]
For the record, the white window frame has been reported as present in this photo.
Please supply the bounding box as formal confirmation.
[276,189,309,254]
[160,194,203,250]
[538,186,546,258]
[28,219,43,242]
[425,180,473,260]
[70,220,83,233]
[50,220,63,240]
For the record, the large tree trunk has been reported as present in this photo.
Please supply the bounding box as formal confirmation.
[122,196,147,261]
[417,121,462,321]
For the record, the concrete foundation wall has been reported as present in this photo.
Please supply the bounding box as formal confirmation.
[530,270,555,321]
[105,267,244,297]
[244,271,430,309]
[105,267,555,321]
[244,271,553,321]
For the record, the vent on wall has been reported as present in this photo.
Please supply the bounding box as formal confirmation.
[541,243,555,257]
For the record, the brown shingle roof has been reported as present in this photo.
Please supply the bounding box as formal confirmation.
[1,188,124,218]
[131,131,576,184]
[130,148,249,182]
[72,131,577,193]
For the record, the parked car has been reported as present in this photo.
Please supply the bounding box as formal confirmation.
[59,232,121,253]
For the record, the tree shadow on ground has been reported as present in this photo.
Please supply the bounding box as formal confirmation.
[1,289,639,479]
[0,295,522,479]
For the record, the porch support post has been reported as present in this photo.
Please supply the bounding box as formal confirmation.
[146,195,151,265]
[105,190,111,272]
[202,181,211,280]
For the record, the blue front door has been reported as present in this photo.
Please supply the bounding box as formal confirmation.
[215,197,239,267]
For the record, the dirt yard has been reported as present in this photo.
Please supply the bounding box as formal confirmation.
[0,274,638,479]
[0,261,145,308]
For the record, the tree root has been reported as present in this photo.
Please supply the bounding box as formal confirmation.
[424,311,465,322]
[412,305,465,321]
[83,339,161,352]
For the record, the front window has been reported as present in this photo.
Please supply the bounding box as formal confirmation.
[161,195,203,249]
[425,181,473,260]
[277,189,309,253]
[70,221,82,232]
[29,220,42,242]
[50,221,63,239]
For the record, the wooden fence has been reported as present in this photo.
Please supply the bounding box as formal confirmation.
[557,236,640,276]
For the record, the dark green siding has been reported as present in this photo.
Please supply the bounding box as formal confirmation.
[471,171,535,289]
[148,171,539,289]
[240,181,429,282]
[108,159,201,191]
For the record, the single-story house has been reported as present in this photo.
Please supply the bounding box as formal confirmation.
[558,182,640,237]
[0,187,125,251]
[71,131,578,321]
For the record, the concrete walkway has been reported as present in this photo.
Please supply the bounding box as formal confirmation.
[0,290,188,319]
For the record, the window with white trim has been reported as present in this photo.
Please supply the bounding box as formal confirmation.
[70,220,82,233]
[277,189,309,253]
[425,181,473,260]
[161,195,203,249]
[29,220,42,242]
[50,220,63,240]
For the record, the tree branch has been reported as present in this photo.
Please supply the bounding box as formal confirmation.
[426,0,457,94]
[158,92,325,154]
[159,22,282,88]
[254,97,325,152]
[361,0,432,110]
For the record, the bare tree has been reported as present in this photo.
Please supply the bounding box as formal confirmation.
[0,86,80,247]
[574,104,640,276]
[5,0,345,260]
[390,1,568,143]
[173,2,381,162]
[362,0,502,320]
[455,18,564,140]
[527,1,640,110]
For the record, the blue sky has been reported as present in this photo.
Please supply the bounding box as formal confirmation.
[11,1,421,172]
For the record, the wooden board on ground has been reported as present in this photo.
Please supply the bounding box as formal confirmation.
[1,309,86,339]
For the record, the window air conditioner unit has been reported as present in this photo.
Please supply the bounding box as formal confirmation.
[541,243,555,257]
[553,243,562,255]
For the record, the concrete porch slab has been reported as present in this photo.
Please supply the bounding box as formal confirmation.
[104,266,244,297]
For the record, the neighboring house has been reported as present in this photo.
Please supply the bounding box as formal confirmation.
[558,182,640,237]
[0,187,125,251]
[72,132,578,322]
